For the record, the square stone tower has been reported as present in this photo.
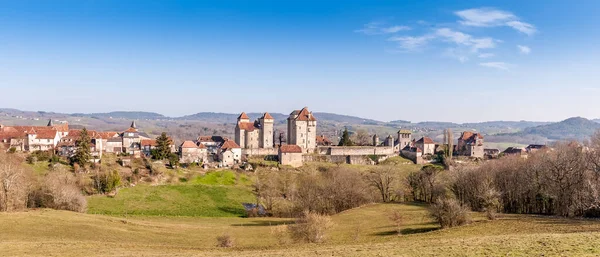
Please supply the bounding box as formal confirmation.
[287,107,317,153]
[397,129,412,150]
[259,112,274,148]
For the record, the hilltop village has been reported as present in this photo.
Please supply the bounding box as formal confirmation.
[0,106,545,168]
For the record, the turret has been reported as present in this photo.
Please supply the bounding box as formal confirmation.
[373,134,380,146]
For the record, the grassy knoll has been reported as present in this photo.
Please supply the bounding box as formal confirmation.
[87,170,255,217]
[2,203,600,256]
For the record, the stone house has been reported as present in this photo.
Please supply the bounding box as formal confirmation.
[456,131,484,158]
[525,144,547,154]
[278,144,303,167]
[396,130,412,152]
[179,140,207,164]
[56,129,103,161]
[235,112,274,149]
[316,134,333,146]
[484,148,500,159]
[219,140,242,167]
[26,129,60,151]
[287,107,317,153]
[502,147,526,157]
[414,137,436,155]
[140,138,176,157]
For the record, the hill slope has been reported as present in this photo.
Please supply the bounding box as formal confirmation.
[2,204,600,256]
[510,117,600,141]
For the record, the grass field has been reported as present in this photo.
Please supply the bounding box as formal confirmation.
[87,170,255,217]
[1,203,600,256]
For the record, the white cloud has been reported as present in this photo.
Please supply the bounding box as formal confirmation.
[388,35,434,51]
[435,28,497,51]
[381,25,411,33]
[455,8,515,27]
[479,62,510,70]
[517,45,531,54]
[355,22,410,35]
[507,21,536,36]
[455,8,537,35]
[478,53,495,58]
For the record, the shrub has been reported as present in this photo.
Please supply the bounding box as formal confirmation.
[288,211,333,243]
[36,170,87,212]
[8,147,16,154]
[270,225,292,245]
[429,197,470,228]
[216,234,234,248]
[389,210,404,235]
[92,170,122,194]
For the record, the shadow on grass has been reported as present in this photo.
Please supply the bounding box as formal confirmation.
[372,226,439,236]
[217,206,245,217]
[231,220,293,227]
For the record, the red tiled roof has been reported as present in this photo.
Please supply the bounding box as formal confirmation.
[238,112,250,120]
[124,127,138,133]
[294,107,317,121]
[141,139,157,147]
[98,132,118,139]
[221,140,241,150]
[263,112,274,120]
[0,131,26,140]
[460,131,484,141]
[181,140,198,148]
[416,137,435,144]
[197,142,206,149]
[52,123,69,132]
[279,144,303,153]
[316,135,332,145]
[35,129,58,139]
[238,122,257,131]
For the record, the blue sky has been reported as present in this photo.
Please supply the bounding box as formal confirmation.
[1,0,599,122]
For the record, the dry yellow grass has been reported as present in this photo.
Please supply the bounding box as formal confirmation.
[1,203,600,256]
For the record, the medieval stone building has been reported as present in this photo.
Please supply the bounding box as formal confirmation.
[456,131,484,158]
[234,112,274,149]
[287,107,317,153]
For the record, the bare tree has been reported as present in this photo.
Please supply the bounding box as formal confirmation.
[366,167,396,202]
[0,152,33,211]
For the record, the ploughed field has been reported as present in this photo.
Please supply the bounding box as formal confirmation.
[1,203,600,256]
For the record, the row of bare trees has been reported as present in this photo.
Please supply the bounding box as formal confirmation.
[0,151,87,213]
[253,165,409,217]
[450,138,600,217]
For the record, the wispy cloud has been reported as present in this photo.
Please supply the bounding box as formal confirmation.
[355,22,410,35]
[388,35,434,51]
[517,45,531,54]
[478,53,495,58]
[439,28,496,50]
[479,62,510,70]
[455,8,537,35]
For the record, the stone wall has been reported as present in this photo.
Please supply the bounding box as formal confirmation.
[303,154,378,165]
[400,150,425,164]
[317,146,394,156]
[242,148,278,156]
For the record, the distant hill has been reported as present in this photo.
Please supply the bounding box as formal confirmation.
[505,117,600,141]
[178,112,380,124]
[72,111,166,120]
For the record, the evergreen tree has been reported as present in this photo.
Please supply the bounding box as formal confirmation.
[338,128,354,146]
[153,132,173,160]
[72,127,91,167]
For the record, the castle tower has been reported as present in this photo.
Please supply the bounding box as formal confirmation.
[259,112,274,148]
[235,112,250,148]
[373,134,380,146]
[287,107,317,153]
[385,135,394,147]
[398,129,412,150]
